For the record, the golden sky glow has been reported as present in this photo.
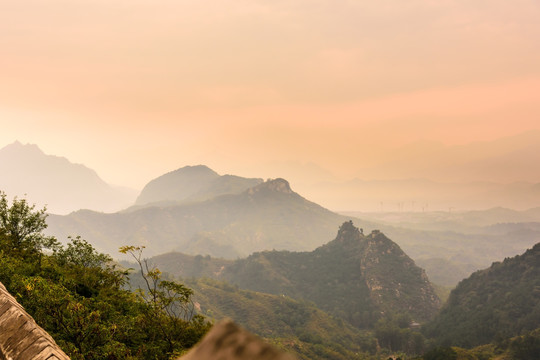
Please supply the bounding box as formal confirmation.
[1,0,539,189]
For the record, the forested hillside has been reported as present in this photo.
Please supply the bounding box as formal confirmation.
[186,278,378,360]
[424,243,540,348]
[149,221,441,328]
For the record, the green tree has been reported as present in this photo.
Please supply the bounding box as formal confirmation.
[119,245,206,354]
[0,191,57,256]
[0,192,210,359]
[510,332,540,360]
[374,313,425,355]
[422,346,458,360]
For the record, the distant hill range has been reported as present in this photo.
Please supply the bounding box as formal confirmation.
[45,164,540,288]
[424,242,540,348]
[134,165,263,207]
[148,221,441,327]
[0,141,137,214]
[46,177,362,258]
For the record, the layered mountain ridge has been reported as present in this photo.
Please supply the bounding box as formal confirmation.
[46,178,357,258]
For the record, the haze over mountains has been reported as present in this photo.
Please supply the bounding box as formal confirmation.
[3,139,540,288]
[46,177,353,258]
[3,137,540,358]
[2,131,540,213]
[0,130,540,213]
[359,130,540,184]
[282,130,540,211]
[3,1,540,357]
[0,141,137,214]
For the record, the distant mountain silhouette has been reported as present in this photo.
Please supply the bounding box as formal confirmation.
[0,141,137,214]
[134,165,263,207]
[46,178,366,258]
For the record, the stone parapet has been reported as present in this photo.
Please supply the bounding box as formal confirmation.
[0,282,70,360]
[179,320,295,360]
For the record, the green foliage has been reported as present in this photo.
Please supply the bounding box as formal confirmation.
[0,191,58,256]
[119,245,206,354]
[421,346,457,360]
[418,328,540,360]
[374,313,425,355]
[187,277,378,360]
[0,193,210,359]
[424,244,540,348]
[509,330,540,360]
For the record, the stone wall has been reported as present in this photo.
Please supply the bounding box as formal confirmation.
[179,320,295,360]
[0,282,70,360]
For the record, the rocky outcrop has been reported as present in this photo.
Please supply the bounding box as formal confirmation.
[247,178,293,195]
[179,320,295,360]
[0,282,70,360]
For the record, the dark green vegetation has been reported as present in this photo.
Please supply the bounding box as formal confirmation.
[47,178,356,258]
[222,222,441,327]
[417,328,540,360]
[187,278,378,360]
[134,165,263,206]
[150,221,441,328]
[124,257,384,360]
[424,242,540,349]
[0,192,210,359]
[144,221,540,359]
[125,222,440,358]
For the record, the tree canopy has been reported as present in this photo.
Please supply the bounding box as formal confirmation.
[0,192,210,359]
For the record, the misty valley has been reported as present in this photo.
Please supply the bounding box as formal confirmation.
[0,142,539,360]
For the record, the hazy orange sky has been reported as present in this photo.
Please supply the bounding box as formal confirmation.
[1,0,539,189]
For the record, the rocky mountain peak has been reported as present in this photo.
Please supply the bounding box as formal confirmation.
[336,220,361,239]
[248,178,293,195]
